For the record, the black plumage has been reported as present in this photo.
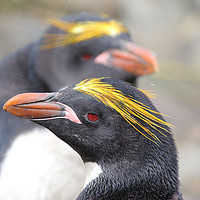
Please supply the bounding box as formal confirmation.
[4,77,183,200]
[0,12,157,199]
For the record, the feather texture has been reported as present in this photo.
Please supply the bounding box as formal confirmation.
[74,78,173,144]
[41,19,128,49]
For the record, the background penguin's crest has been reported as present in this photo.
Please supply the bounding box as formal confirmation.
[74,77,173,144]
[41,18,128,49]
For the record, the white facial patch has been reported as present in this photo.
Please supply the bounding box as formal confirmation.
[83,162,102,188]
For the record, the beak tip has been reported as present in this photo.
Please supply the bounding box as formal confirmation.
[3,96,17,112]
[152,60,159,73]
[3,103,8,111]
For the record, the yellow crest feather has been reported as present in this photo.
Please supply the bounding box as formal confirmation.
[74,78,173,144]
[41,19,128,49]
[138,89,157,98]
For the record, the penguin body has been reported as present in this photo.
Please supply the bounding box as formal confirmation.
[3,77,183,200]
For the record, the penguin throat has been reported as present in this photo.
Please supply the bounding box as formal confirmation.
[83,162,102,188]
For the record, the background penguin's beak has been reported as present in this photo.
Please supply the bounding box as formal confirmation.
[95,40,159,76]
[3,93,82,124]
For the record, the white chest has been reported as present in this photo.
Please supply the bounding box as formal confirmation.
[0,128,85,200]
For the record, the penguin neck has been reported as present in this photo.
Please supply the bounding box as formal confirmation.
[77,157,180,200]
[83,162,102,189]
[76,159,133,200]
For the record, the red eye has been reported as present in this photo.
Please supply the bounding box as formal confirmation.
[86,113,99,122]
[81,53,92,61]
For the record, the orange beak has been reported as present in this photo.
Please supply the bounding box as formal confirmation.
[3,93,82,124]
[95,40,159,76]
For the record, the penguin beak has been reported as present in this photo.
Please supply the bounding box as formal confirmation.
[95,40,159,76]
[3,93,82,124]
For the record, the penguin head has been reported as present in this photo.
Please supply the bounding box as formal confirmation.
[35,12,158,91]
[3,77,176,166]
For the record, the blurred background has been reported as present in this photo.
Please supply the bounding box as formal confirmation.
[0,0,199,199]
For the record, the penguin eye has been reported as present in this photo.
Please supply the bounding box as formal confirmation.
[81,53,92,61]
[85,113,99,122]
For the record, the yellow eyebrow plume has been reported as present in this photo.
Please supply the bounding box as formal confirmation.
[138,89,157,98]
[74,78,173,144]
[41,19,128,49]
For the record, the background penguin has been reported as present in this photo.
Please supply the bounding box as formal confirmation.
[0,12,157,200]
[3,77,183,200]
